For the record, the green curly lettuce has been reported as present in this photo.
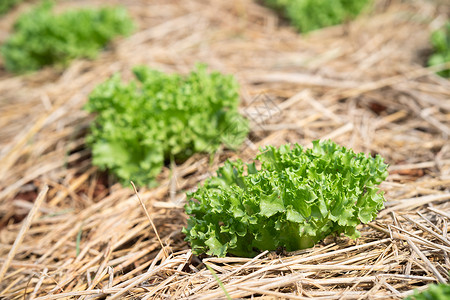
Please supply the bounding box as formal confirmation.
[428,22,450,78]
[262,0,371,33]
[406,283,450,300]
[183,140,388,257]
[0,0,24,15]
[1,1,134,73]
[85,64,249,187]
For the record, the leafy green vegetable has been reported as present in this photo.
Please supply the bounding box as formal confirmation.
[406,283,450,300]
[183,140,388,257]
[85,64,249,187]
[262,0,371,33]
[428,22,450,78]
[0,0,24,15]
[1,1,134,73]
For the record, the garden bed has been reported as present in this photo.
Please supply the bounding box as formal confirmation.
[0,0,449,299]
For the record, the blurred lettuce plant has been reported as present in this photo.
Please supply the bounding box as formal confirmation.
[262,0,371,33]
[428,22,450,78]
[0,0,24,14]
[85,64,249,187]
[406,283,450,300]
[1,1,134,73]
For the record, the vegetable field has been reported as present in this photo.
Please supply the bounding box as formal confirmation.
[0,0,449,299]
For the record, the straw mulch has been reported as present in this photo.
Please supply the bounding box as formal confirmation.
[0,0,449,299]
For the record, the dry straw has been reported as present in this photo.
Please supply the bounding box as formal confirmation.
[0,0,449,299]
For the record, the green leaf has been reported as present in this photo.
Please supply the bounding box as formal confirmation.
[260,190,285,217]
[286,208,304,223]
[205,237,228,257]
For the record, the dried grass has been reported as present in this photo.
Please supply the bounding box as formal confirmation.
[0,0,449,299]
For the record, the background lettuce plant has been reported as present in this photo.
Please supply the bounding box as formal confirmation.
[1,1,134,73]
[85,64,249,187]
[406,283,450,300]
[428,22,450,78]
[184,140,388,257]
[262,0,371,33]
[0,0,24,14]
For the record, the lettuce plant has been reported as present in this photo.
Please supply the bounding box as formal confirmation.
[1,1,134,73]
[428,22,450,78]
[85,64,249,187]
[183,140,388,257]
[406,283,450,300]
[0,0,24,14]
[262,0,371,33]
